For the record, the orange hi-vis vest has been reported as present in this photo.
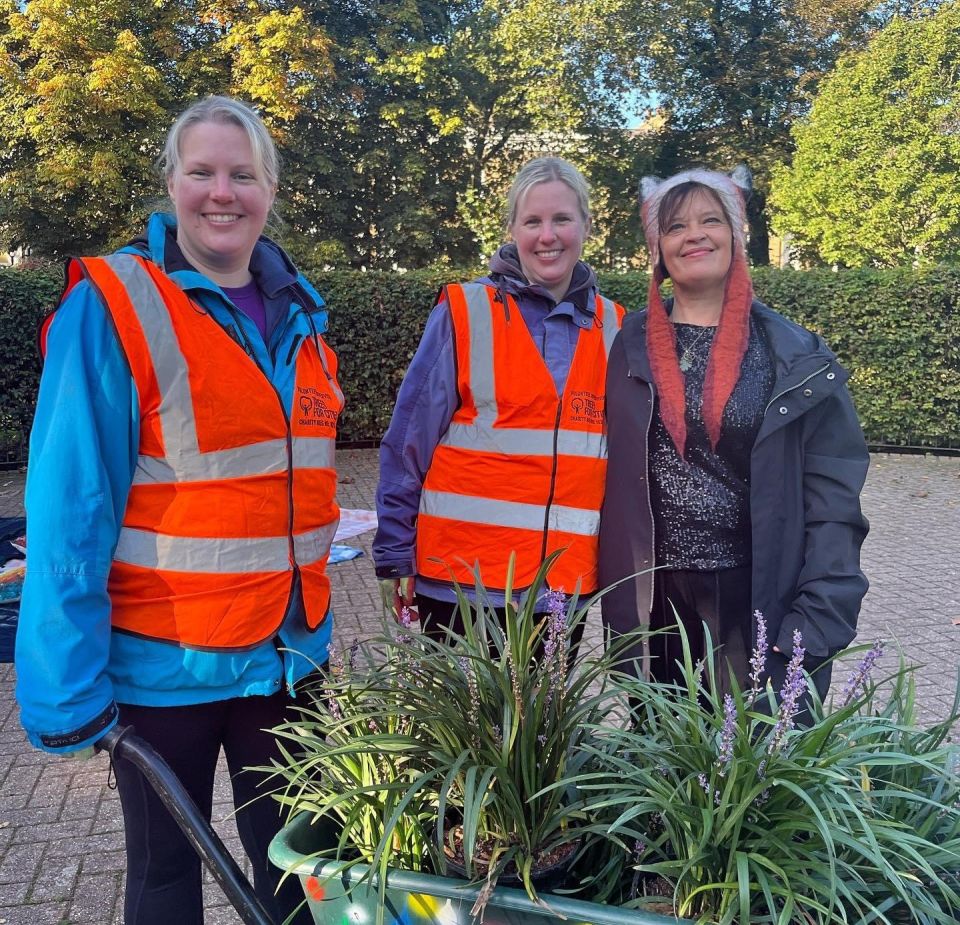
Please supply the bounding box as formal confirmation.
[64,254,342,650]
[416,283,624,595]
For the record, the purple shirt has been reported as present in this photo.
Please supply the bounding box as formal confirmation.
[223,280,267,342]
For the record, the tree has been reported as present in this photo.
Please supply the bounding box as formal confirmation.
[769,3,960,267]
[0,0,333,258]
[0,0,641,268]
[594,0,936,263]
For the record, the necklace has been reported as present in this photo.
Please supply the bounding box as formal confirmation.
[677,325,715,372]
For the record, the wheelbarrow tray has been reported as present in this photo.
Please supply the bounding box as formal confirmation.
[269,811,690,925]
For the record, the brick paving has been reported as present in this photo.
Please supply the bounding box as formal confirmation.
[0,448,958,923]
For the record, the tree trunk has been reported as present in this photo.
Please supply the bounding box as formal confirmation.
[747,189,770,266]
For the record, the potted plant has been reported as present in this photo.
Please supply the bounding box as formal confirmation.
[568,618,960,924]
[264,554,646,919]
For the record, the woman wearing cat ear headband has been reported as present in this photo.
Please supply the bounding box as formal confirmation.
[599,166,869,702]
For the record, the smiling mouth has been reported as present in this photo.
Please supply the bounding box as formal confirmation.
[681,248,713,258]
[205,214,241,224]
[536,249,563,258]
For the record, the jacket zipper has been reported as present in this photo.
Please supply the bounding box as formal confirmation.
[629,369,658,613]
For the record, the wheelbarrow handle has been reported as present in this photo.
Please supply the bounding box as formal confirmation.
[97,724,277,925]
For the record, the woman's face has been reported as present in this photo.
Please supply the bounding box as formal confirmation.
[166,120,275,285]
[510,180,589,302]
[658,188,733,295]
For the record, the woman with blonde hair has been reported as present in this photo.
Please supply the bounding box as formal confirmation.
[375,156,625,643]
[16,96,335,923]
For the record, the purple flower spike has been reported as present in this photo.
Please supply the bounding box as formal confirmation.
[841,639,885,706]
[767,630,806,758]
[396,606,414,645]
[749,610,768,698]
[544,588,567,619]
[543,590,569,711]
[717,694,737,775]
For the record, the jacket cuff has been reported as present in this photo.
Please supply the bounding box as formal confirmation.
[375,563,414,580]
[774,618,830,660]
[38,702,119,752]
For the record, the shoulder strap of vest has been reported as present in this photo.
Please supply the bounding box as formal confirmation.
[39,255,130,362]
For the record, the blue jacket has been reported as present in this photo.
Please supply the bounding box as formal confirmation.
[16,212,335,754]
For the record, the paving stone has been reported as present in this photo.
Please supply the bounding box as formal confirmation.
[66,870,121,925]
[44,833,125,860]
[0,901,69,925]
[0,839,43,877]
[27,856,80,903]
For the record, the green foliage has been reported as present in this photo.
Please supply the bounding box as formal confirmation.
[750,265,960,447]
[573,624,960,923]
[594,0,908,264]
[770,3,960,267]
[0,0,333,258]
[0,0,648,269]
[2,264,957,457]
[265,554,627,914]
[0,266,61,460]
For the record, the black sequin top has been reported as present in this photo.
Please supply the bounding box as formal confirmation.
[649,318,775,570]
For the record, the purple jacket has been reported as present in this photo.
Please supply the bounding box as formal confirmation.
[373,245,601,605]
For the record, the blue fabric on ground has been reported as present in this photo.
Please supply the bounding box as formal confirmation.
[329,545,363,565]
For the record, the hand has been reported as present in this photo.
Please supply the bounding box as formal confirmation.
[378,577,419,622]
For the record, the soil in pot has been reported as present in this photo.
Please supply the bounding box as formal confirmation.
[442,825,580,894]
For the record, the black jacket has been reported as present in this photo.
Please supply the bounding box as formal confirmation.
[599,301,869,659]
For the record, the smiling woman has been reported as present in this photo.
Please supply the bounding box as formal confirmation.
[373,156,625,649]
[164,111,277,288]
[15,95,336,925]
[599,167,870,709]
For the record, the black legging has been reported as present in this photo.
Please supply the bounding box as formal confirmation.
[113,694,311,925]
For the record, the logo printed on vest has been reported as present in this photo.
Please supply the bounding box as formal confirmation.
[297,386,339,427]
[569,390,604,424]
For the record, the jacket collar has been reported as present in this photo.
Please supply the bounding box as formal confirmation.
[126,213,306,303]
[487,243,597,316]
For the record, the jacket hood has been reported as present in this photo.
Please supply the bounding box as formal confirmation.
[488,243,597,313]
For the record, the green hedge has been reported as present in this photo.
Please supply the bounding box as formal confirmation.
[1,264,957,460]
[0,267,62,463]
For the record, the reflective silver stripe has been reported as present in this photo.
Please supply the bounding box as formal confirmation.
[293,520,340,565]
[459,284,499,424]
[102,256,202,465]
[292,437,336,470]
[115,528,290,573]
[133,439,287,484]
[421,490,599,537]
[443,421,605,457]
[315,339,345,406]
[114,521,338,572]
[597,296,621,357]
[133,436,334,484]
